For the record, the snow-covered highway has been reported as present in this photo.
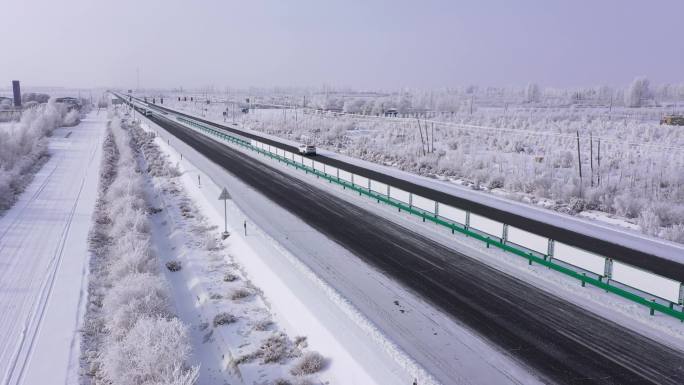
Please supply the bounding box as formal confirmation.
[141,108,684,384]
[141,98,684,282]
[0,113,106,385]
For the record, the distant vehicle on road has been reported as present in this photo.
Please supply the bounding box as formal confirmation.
[298,144,316,155]
[660,115,684,126]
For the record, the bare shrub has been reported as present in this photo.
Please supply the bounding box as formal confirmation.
[235,333,288,365]
[290,352,325,376]
[293,336,307,349]
[166,260,182,272]
[223,272,238,282]
[213,312,236,327]
[253,318,273,331]
[259,333,288,363]
[230,287,252,300]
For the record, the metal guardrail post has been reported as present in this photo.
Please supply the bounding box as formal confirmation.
[502,224,509,243]
[604,258,614,279]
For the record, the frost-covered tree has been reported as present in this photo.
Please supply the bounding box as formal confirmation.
[624,77,650,107]
[21,93,50,104]
[397,95,412,114]
[343,98,366,114]
[525,83,541,103]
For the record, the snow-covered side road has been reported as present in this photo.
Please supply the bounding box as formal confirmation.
[0,113,106,385]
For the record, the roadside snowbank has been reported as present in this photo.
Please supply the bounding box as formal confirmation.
[80,117,198,385]
[129,120,329,384]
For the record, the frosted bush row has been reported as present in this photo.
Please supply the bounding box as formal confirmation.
[0,99,80,211]
[82,117,198,385]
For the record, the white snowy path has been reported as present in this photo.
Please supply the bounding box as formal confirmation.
[0,113,106,385]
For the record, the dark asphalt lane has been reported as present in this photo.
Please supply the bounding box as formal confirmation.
[136,98,684,283]
[147,112,684,385]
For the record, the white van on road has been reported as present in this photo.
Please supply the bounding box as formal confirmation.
[298,144,317,155]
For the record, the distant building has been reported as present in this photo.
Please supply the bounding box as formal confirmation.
[12,80,21,107]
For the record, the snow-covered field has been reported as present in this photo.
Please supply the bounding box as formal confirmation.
[0,112,105,385]
[159,83,684,244]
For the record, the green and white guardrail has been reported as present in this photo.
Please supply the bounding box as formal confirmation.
[135,99,684,321]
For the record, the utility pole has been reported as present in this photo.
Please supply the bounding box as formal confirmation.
[576,131,583,197]
[431,123,434,153]
[416,118,426,156]
[590,132,594,187]
[597,138,601,186]
[608,94,613,120]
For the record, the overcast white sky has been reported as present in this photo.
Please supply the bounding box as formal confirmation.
[1,0,682,90]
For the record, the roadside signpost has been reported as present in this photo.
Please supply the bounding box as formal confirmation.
[219,187,231,239]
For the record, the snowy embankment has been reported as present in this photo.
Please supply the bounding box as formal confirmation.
[128,120,329,384]
[81,117,198,385]
[0,100,79,212]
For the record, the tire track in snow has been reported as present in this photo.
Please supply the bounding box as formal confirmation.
[2,175,87,385]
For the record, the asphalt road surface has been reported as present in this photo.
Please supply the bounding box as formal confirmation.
[136,98,684,283]
[144,112,684,385]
